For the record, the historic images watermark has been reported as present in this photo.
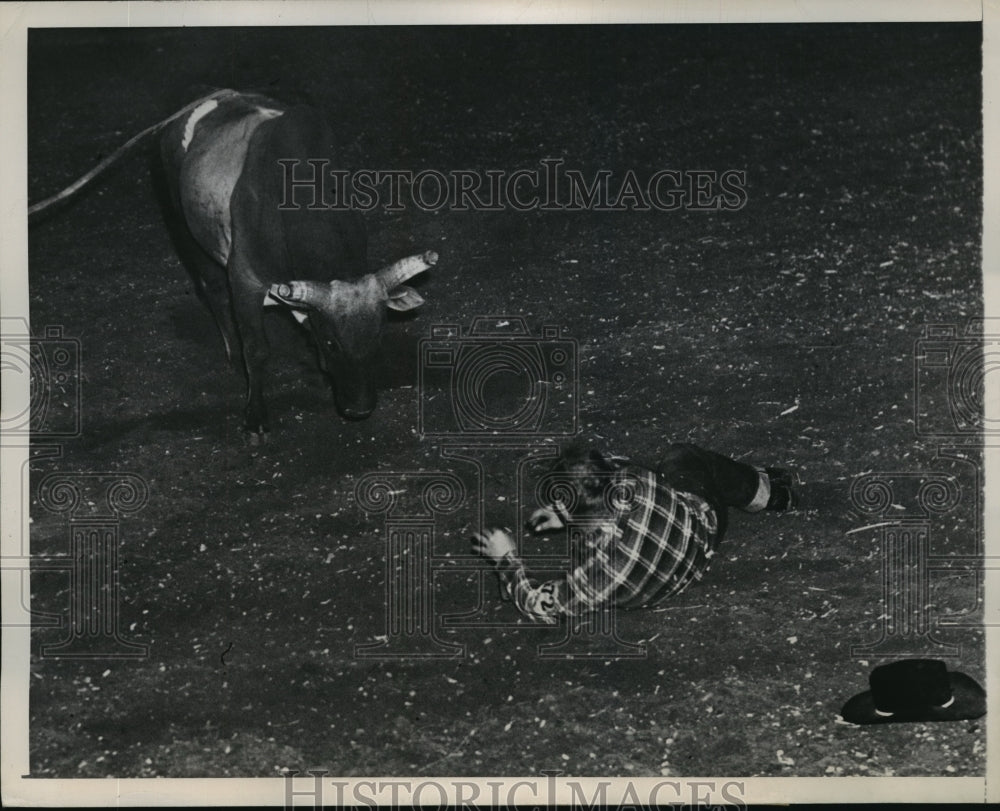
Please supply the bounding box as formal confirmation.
[356,316,646,660]
[284,769,747,810]
[847,319,997,660]
[1,318,147,659]
[279,158,748,213]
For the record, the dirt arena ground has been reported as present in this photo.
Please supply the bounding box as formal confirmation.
[26,23,983,777]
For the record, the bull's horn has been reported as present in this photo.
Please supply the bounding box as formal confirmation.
[268,280,330,306]
[375,251,438,290]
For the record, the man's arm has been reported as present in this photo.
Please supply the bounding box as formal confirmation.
[526,502,571,533]
[470,528,566,624]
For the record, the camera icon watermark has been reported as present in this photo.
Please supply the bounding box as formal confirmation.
[914,319,1000,438]
[418,316,577,438]
[0,317,82,440]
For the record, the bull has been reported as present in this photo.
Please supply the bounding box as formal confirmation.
[30,89,439,439]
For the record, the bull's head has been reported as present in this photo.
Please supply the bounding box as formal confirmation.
[263,251,437,420]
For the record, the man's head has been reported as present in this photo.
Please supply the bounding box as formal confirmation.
[550,444,624,515]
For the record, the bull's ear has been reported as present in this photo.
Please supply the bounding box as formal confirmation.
[386,284,425,312]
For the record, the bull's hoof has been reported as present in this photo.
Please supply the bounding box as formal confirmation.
[339,406,374,421]
[245,428,270,446]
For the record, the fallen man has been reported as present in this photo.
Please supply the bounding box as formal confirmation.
[470,443,798,624]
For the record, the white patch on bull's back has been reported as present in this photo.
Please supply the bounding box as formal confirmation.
[181,99,220,151]
[179,105,286,265]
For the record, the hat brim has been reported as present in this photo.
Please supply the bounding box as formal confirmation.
[840,671,986,725]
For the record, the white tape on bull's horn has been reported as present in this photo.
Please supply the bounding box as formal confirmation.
[267,280,328,306]
[263,289,309,323]
[376,251,438,290]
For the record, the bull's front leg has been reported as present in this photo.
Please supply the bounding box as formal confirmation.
[229,268,271,441]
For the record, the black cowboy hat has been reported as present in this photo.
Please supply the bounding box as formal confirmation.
[840,659,986,725]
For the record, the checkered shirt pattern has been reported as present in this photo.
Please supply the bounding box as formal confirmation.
[496,467,720,624]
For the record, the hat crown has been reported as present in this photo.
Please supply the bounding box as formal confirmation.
[841,659,985,725]
[870,659,952,713]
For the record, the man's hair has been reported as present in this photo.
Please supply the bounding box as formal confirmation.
[550,444,624,515]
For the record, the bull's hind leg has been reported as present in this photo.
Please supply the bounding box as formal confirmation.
[229,263,271,440]
[154,140,242,365]
[179,235,243,365]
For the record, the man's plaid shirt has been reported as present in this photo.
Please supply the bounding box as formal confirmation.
[496,467,719,624]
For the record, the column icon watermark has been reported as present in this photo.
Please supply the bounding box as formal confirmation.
[34,472,149,659]
[532,470,646,659]
[353,471,466,659]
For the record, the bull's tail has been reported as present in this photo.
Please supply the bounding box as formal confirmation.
[28,88,239,223]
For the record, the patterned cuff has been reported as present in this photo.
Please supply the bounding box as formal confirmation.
[494,551,522,602]
[496,551,520,573]
[551,500,573,525]
[744,469,771,513]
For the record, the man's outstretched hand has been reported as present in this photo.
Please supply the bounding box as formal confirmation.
[526,506,565,534]
[470,527,516,564]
